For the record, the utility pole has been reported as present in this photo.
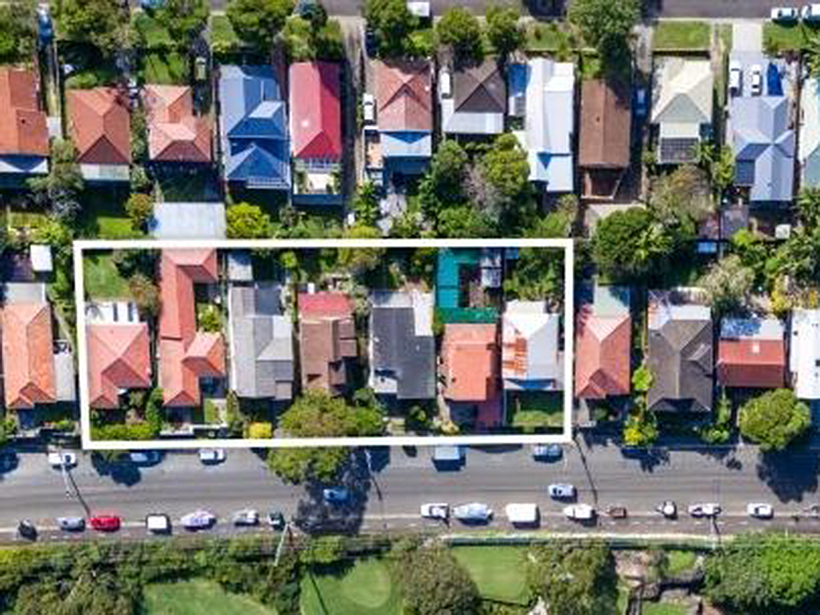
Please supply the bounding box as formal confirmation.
[58,448,71,498]
[273,520,292,567]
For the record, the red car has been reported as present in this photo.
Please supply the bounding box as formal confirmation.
[89,515,121,532]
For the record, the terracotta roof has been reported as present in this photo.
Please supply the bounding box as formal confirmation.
[443,323,499,402]
[289,62,342,160]
[87,323,151,409]
[299,292,356,394]
[68,88,131,165]
[0,68,48,157]
[2,303,56,409]
[144,85,211,163]
[574,306,631,399]
[375,60,433,132]
[717,339,786,389]
[453,60,506,114]
[299,292,352,317]
[579,79,631,169]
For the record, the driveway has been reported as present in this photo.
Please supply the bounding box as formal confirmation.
[733,22,763,53]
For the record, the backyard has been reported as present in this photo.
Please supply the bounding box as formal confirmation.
[452,546,530,606]
[142,579,276,615]
[77,187,137,239]
[509,391,565,430]
[83,252,131,301]
[299,558,401,615]
[653,21,711,52]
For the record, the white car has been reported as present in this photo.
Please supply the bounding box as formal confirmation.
[146,513,171,534]
[48,452,77,468]
[771,7,799,21]
[420,503,449,520]
[180,510,216,530]
[688,503,722,518]
[548,483,576,499]
[362,93,376,124]
[803,3,820,21]
[199,448,226,464]
[750,65,763,96]
[232,509,259,526]
[564,504,595,521]
[747,503,774,519]
[729,60,742,95]
[453,503,493,522]
[657,501,677,519]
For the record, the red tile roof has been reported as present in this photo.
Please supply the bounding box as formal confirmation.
[68,88,131,166]
[574,307,631,399]
[443,324,499,402]
[717,338,786,389]
[0,68,48,157]
[2,303,56,409]
[375,60,432,132]
[299,292,356,394]
[144,85,211,163]
[299,291,352,317]
[289,62,342,161]
[87,323,151,409]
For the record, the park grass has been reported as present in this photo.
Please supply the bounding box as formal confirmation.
[83,252,132,301]
[664,550,698,576]
[509,391,564,429]
[142,579,276,615]
[141,50,189,85]
[764,22,816,54]
[299,558,401,615]
[653,21,711,51]
[452,546,530,606]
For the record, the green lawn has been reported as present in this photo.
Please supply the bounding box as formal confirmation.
[83,253,131,301]
[133,13,173,48]
[451,546,530,606]
[8,208,48,231]
[509,392,564,429]
[653,21,711,51]
[526,22,574,54]
[643,601,689,615]
[763,22,815,54]
[664,550,698,576]
[78,187,138,239]
[142,51,189,85]
[142,579,276,615]
[299,558,401,615]
[211,15,244,49]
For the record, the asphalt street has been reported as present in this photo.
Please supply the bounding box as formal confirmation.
[3,441,820,543]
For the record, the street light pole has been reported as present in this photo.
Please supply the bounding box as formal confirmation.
[58,447,71,498]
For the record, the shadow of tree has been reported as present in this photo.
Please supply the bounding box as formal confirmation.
[756,449,820,503]
[90,453,143,486]
[619,447,670,472]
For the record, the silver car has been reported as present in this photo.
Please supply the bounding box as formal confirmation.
[548,483,576,499]
[56,516,85,531]
[453,503,493,522]
[233,509,260,526]
[180,510,216,530]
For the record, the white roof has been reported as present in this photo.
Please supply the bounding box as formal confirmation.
[800,77,820,184]
[29,244,52,272]
[440,97,504,135]
[790,308,820,400]
[652,57,713,127]
[502,300,561,382]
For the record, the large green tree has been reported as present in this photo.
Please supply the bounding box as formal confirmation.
[27,140,84,221]
[738,389,810,452]
[699,255,755,316]
[53,0,127,55]
[226,0,294,50]
[485,4,523,58]
[436,7,483,63]
[364,0,417,58]
[0,0,36,64]
[337,224,386,273]
[418,139,469,219]
[567,0,638,64]
[154,0,209,45]
[398,546,482,615]
[226,203,272,239]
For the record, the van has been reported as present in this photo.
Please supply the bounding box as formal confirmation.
[505,503,539,525]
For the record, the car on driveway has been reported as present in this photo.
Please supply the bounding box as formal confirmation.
[420,503,449,520]
[362,93,376,124]
[323,487,350,505]
[750,65,763,96]
[564,504,595,521]
[453,503,493,523]
[771,7,799,22]
[181,510,216,530]
[129,450,162,465]
[267,510,285,530]
[688,503,721,518]
[233,509,260,526]
[56,517,85,532]
[90,515,121,532]
[747,503,774,519]
[199,449,226,464]
[531,444,562,461]
[48,452,77,469]
[548,483,576,499]
[729,60,742,95]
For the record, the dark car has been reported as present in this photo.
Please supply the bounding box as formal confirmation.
[17,520,37,540]
[364,26,378,57]
[268,510,285,530]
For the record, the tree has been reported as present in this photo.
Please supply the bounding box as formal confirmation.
[53,0,127,55]
[337,225,386,273]
[436,7,483,63]
[398,546,482,615]
[485,4,523,58]
[796,186,820,228]
[154,0,209,45]
[226,203,272,239]
[700,255,754,316]
[0,0,36,64]
[268,446,350,484]
[622,410,658,447]
[567,0,639,62]
[738,389,810,452]
[352,181,380,227]
[129,274,161,320]
[364,0,417,58]
[700,390,732,445]
[650,165,713,226]
[247,422,273,439]
[124,193,153,232]
[418,139,469,219]
[436,205,495,238]
[527,541,618,615]
[226,0,294,50]
[478,133,530,204]
[27,140,84,221]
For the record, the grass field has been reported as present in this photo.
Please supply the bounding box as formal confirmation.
[142,579,275,615]
[452,546,530,605]
[653,21,711,51]
[83,252,131,301]
[300,558,401,615]
[526,22,574,54]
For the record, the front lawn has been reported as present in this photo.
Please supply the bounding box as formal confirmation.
[8,208,48,233]
[142,579,276,615]
[300,558,401,615]
[527,22,574,53]
[509,391,564,429]
[83,252,131,301]
[653,21,711,51]
[764,22,815,54]
[452,546,530,606]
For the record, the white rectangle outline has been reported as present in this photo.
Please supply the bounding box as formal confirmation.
[74,238,574,450]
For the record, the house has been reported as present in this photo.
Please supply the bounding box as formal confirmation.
[651,58,713,164]
[800,77,820,188]
[575,290,631,399]
[509,58,574,191]
[87,323,152,409]
[299,292,357,395]
[502,300,562,391]
[0,67,48,176]
[289,61,342,202]
[440,59,505,136]
[159,250,225,407]
[369,290,435,400]
[579,79,632,200]
[2,302,56,409]
[790,308,820,400]
[67,87,130,182]
[219,65,290,189]
[646,293,713,413]
[374,59,433,174]
[717,316,786,389]
[228,282,293,400]
[144,85,211,164]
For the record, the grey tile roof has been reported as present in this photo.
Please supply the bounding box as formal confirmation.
[370,305,435,400]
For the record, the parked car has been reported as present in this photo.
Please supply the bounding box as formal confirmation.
[747,503,774,519]
[199,449,226,464]
[48,451,77,469]
[364,25,378,56]
[688,503,721,518]
[267,510,285,530]
[803,3,820,21]
[362,93,376,124]
[657,501,677,519]
[633,87,648,118]
[233,509,260,526]
[90,515,121,532]
[17,520,37,540]
[36,6,53,44]
[56,516,85,532]
[453,503,493,522]
[505,503,539,525]
[771,7,799,21]
[420,503,449,520]
[729,60,742,95]
[180,510,216,530]
[323,487,350,505]
[129,450,162,465]
[750,64,763,96]
[146,513,171,534]
[548,483,576,499]
[564,504,595,521]
[531,444,562,461]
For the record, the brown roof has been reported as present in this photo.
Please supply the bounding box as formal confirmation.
[579,79,631,169]
[717,338,786,389]
[574,307,631,399]
[299,292,356,395]
[453,60,505,114]
[0,68,48,158]
[375,60,433,132]
[2,303,56,409]
[68,88,131,166]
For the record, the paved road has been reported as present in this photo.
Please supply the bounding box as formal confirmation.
[3,441,820,543]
